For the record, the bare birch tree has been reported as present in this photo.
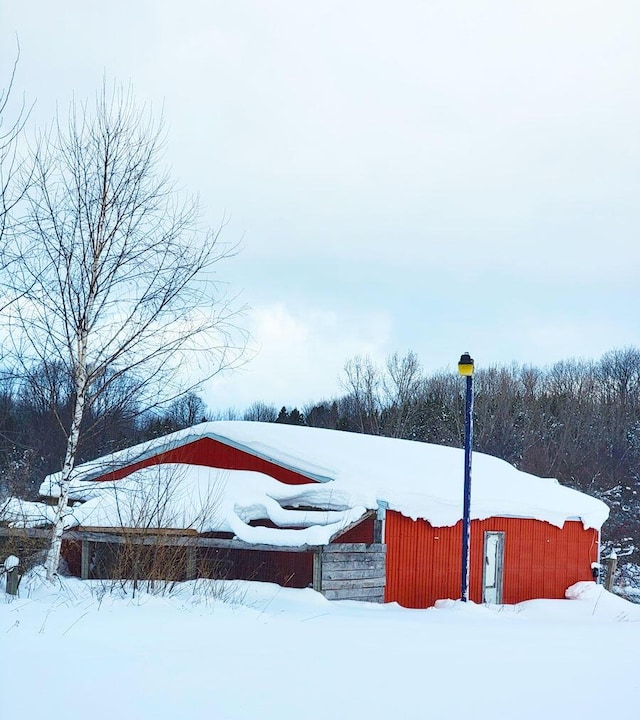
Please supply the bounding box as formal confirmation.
[2,84,245,581]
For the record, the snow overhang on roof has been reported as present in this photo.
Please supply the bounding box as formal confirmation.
[39,421,610,532]
[24,464,367,546]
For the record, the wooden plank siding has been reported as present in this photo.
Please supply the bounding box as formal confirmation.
[315,543,386,602]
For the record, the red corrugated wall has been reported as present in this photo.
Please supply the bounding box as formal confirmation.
[93,437,313,485]
[384,511,599,608]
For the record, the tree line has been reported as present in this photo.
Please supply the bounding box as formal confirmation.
[0,364,208,498]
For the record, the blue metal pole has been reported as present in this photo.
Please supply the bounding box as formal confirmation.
[461,373,474,601]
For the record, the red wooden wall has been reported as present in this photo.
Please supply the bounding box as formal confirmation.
[93,437,313,485]
[335,515,375,543]
[384,511,599,608]
[199,547,313,588]
[61,540,314,587]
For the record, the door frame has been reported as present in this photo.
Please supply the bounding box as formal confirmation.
[482,530,505,604]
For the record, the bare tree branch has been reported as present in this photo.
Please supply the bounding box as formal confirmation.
[0,40,32,310]
[1,82,246,580]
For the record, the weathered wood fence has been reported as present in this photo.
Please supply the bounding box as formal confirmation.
[313,543,386,602]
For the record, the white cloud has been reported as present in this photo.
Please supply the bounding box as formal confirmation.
[205,302,392,412]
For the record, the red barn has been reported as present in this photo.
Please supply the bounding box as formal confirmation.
[40,422,608,607]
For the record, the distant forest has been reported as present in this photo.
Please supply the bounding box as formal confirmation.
[1,346,639,564]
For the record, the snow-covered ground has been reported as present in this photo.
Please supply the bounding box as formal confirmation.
[2,572,639,720]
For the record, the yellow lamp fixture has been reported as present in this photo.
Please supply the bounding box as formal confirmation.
[458,353,474,377]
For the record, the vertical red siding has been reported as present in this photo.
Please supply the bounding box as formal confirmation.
[385,511,599,608]
[94,437,314,485]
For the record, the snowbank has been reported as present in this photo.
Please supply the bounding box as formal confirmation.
[3,571,639,720]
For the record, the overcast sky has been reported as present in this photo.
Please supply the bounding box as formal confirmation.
[2,1,639,413]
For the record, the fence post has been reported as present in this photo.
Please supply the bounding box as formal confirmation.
[605,551,618,592]
[186,546,198,581]
[81,540,90,580]
[4,555,21,596]
[312,551,322,593]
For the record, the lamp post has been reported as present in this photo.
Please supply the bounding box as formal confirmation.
[458,352,474,602]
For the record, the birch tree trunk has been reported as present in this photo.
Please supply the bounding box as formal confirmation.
[44,342,89,580]
[44,383,85,579]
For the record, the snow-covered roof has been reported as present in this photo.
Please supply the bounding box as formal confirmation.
[37,421,609,537]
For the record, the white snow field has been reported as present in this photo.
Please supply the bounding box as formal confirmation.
[2,571,639,720]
